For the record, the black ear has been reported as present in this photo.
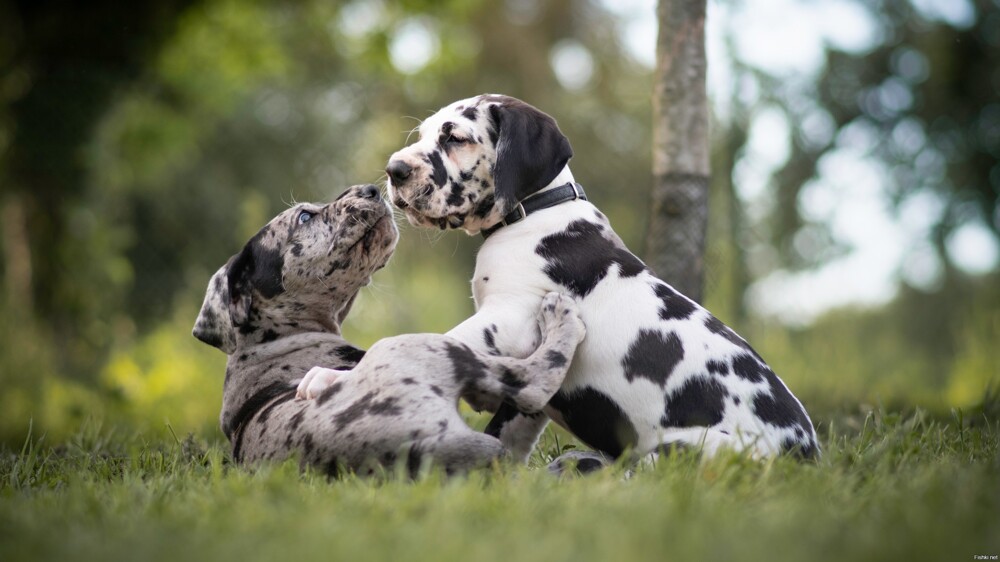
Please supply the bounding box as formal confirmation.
[489,97,573,211]
[226,230,285,330]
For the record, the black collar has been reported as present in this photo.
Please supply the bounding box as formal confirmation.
[482,182,587,239]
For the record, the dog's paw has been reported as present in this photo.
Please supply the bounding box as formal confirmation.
[547,450,611,477]
[538,292,585,344]
[296,366,345,400]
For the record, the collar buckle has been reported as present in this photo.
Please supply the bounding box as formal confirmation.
[502,202,526,227]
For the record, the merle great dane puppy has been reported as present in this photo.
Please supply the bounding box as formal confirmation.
[192,184,586,475]
[384,94,818,463]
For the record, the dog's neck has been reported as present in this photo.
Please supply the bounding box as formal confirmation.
[234,292,347,348]
[536,165,576,196]
[480,165,579,238]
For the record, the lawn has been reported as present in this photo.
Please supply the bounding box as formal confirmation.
[2,402,998,562]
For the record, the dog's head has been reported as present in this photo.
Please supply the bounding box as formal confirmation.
[385,94,573,234]
[192,184,398,352]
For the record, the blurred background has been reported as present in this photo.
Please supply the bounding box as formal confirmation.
[0,0,997,446]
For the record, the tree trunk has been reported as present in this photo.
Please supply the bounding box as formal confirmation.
[644,0,710,303]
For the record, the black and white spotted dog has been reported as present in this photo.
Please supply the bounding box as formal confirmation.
[384,94,818,463]
[192,184,586,475]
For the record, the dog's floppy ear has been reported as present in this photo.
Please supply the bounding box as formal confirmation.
[226,230,285,331]
[488,97,573,212]
[193,262,238,354]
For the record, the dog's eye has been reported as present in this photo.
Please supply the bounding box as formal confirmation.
[297,210,315,225]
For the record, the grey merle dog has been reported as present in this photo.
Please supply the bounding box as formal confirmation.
[382,94,819,465]
[192,183,586,475]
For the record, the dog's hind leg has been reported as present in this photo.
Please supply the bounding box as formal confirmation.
[655,427,753,459]
[413,431,505,475]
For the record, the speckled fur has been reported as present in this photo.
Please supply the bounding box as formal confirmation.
[386,95,819,464]
[193,185,585,475]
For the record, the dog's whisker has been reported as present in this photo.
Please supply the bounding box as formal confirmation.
[281,192,300,209]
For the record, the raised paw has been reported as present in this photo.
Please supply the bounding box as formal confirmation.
[296,366,347,400]
[538,292,586,344]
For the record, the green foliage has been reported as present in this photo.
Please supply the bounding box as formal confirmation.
[741,273,1000,418]
[1,408,997,562]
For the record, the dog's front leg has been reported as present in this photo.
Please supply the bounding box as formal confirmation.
[484,405,550,464]
[445,297,560,463]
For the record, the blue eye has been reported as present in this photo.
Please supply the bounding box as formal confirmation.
[297,211,315,224]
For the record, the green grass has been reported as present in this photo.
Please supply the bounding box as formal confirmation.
[1,408,998,562]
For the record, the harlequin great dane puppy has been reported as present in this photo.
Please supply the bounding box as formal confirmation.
[192,183,586,475]
[384,94,819,464]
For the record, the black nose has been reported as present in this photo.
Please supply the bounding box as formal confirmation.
[386,160,413,184]
[357,184,380,200]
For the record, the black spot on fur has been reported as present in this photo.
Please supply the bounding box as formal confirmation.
[334,391,377,429]
[731,354,766,382]
[484,402,519,438]
[781,436,818,460]
[705,316,763,361]
[370,397,402,416]
[260,329,278,343]
[316,381,344,406]
[752,370,814,432]
[621,330,684,386]
[653,283,697,321]
[444,342,488,385]
[426,150,447,187]
[483,327,500,356]
[473,194,496,218]
[334,345,366,366]
[225,381,297,440]
[446,181,465,207]
[499,368,527,392]
[290,408,306,430]
[462,105,478,121]
[402,377,416,385]
[545,349,567,369]
[230,381,295,462]
[660,377,729,428]
[706,359,728,376]
[549,387,638,458]
[291,242,303,257]
[255,389,296,425]
[323,260,346,277]
[429,385,443,397]
[535,220,646,297]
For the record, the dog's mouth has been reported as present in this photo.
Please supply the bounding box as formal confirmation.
[403,207,466,230]
[347,212,397,262]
